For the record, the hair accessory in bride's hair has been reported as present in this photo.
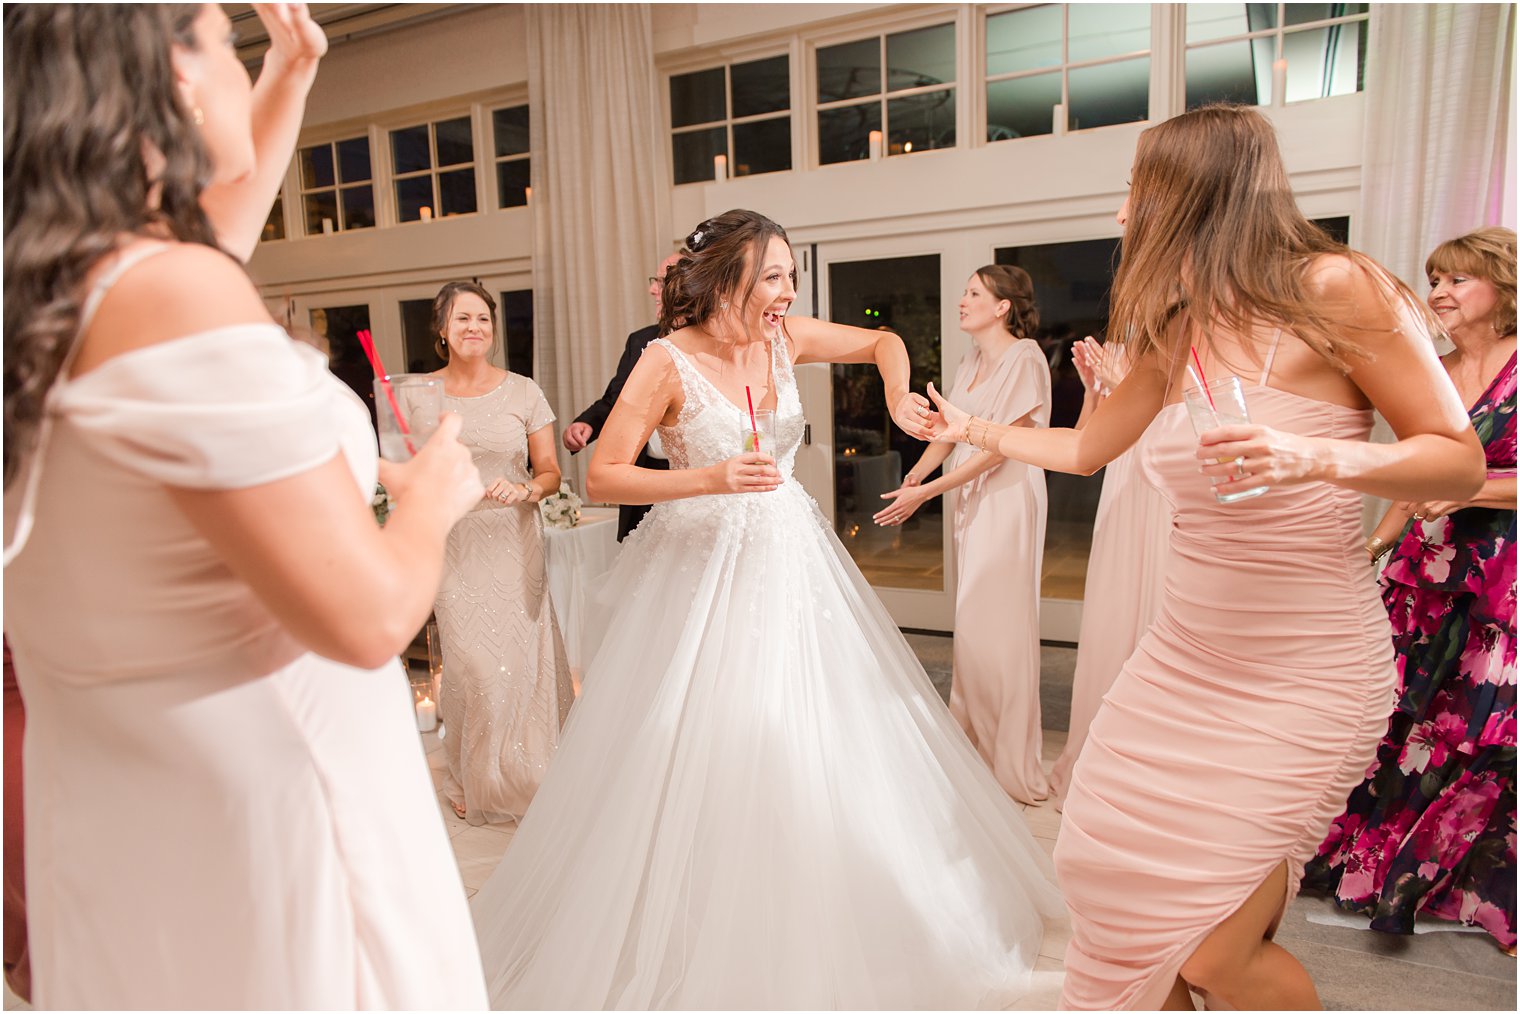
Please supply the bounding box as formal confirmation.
[688,219,715,252]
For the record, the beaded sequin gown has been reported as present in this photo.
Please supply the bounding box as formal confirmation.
[469,336,1064,1009]
[434,375,573,825]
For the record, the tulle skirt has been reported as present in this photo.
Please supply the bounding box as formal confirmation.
[469,485,1064,1009]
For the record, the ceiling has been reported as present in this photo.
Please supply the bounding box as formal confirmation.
[226,3,472,65]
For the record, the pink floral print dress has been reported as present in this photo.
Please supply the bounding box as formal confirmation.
[1306,352,1516,949]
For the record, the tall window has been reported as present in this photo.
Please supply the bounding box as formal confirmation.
[390,116,477,222]
[817,23,956,164]
[261,196,286,242]
[984,4,1150,141]
[670,55,791,184]
[297,136,374,234]
[492,105,530,208]
[1185,3,1368,109]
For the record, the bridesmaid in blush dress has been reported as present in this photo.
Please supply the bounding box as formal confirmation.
[876,265,1051,804]
[927,105,1487,1010]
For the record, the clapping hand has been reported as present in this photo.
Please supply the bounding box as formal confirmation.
[1071,336,1110,396]
[923,382,971,443]
[254,3,328,68]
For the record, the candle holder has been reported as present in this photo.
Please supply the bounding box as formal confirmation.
[426,619,443,704]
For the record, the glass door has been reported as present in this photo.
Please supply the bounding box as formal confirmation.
[795,237,965,631]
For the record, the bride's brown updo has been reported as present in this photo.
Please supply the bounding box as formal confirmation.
[658,209,791,341]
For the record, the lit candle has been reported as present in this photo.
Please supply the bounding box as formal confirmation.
[1272,58,1287,105]
[523,185,532,203]
[868,129,883,160]
[415,695,438,733]
[1052,102,1066,136]
[419,206,433,222]
[713,153,727,181]
[321,216,334,234]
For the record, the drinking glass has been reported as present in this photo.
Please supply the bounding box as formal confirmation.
[1182,375,1268,504]
[742,409,777,456]
[375,374,443,461]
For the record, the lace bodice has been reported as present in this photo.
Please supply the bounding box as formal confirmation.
[651,336,806,477]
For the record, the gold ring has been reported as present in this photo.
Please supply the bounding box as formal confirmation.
[1413,511,1424,520]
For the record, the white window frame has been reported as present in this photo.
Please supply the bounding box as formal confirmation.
[667,51,794,185]
[295,133,376,236]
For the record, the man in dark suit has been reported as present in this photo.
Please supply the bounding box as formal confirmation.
[563,253,682,541]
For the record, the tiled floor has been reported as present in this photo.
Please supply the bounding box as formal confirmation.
[6,636,1512,1011]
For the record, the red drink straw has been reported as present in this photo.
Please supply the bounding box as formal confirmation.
[744,385,760,452]
[1189,345,1217,412]
[356,329,418,455]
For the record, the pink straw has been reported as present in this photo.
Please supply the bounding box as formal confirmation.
[356,329,418,455]
[1189,346,1217,412]
[744,385,760,452]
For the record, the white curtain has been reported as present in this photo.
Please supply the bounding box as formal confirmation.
[528,4,666,486]
[1358,3,1515,289]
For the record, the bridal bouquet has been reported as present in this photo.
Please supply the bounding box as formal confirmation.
[540,480,582,529]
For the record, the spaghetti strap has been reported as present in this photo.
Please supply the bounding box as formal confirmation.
[1259,327,1284,387]
[4,241,173,566]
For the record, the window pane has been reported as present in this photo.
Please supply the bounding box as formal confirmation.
[438,167,477,216]
[492,105,530,158]
[1284,3,1367,28]
[311,304,377,428]
[395,175,434,222]
[986,5,1062,77]
[986,72,1061,141]
[732,116,791,176]
[299,143,334,189]
[672,126,726,185]
[1186,3,1279,42]
[340,184,375,230]
[391,125,431,174]
[262,197,285,242]
[887,88,954,155]
[817,101,881,165]
[886,23,955,92]
[496,158,530,208]
[303,190,338,234]
[827,254,943,591]
[994,239,1121,599]
[670,67,726,128]
[1068,3,1151,63]
[1283,22,1365,101]
[500,289,535,378]
[731,55,789,118]
[1186,38,1272,109]
[1068,56,1149,131]
[817,37,880,103]
[1313,215,1350,245]
[336,136,371,183]
[434,116,473,167]
[401,298,446,373]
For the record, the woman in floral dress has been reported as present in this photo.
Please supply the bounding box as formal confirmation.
[1306,226,1517,951]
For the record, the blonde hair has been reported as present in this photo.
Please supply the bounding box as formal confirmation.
[1109,104,1435,369]
[1425,226,1517,337]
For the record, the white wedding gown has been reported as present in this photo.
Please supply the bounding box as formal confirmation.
[470,336,1064,1009]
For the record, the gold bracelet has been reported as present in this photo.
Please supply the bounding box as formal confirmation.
[1365,535,1393,564]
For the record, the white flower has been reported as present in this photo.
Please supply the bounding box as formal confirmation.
[539,479,583,529]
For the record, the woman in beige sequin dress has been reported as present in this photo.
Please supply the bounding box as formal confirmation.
[429,282,573,825]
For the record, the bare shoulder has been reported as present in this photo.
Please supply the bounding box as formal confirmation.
[78,242,271,370]
[1302,251,1391,304]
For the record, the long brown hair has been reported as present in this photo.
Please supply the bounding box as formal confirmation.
[1108,104,1433,369]
[3,3,218,487]
[659,210,791,340]
[974,264,1040,338]
[1425,226,1517,338]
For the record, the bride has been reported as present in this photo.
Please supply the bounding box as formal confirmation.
[469,210,1064,1009]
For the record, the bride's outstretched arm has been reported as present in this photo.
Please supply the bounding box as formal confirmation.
[587,345,782,503]
[784,317,935,440]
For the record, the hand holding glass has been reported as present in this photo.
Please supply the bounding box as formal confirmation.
[1183,376,1268,503]
[375,374,443,461]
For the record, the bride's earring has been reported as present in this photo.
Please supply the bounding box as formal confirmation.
[720,300,729,311]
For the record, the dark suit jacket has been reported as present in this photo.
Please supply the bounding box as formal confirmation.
[572,323,668,541]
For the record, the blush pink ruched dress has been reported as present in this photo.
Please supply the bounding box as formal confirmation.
[1052,339,1396,1009]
